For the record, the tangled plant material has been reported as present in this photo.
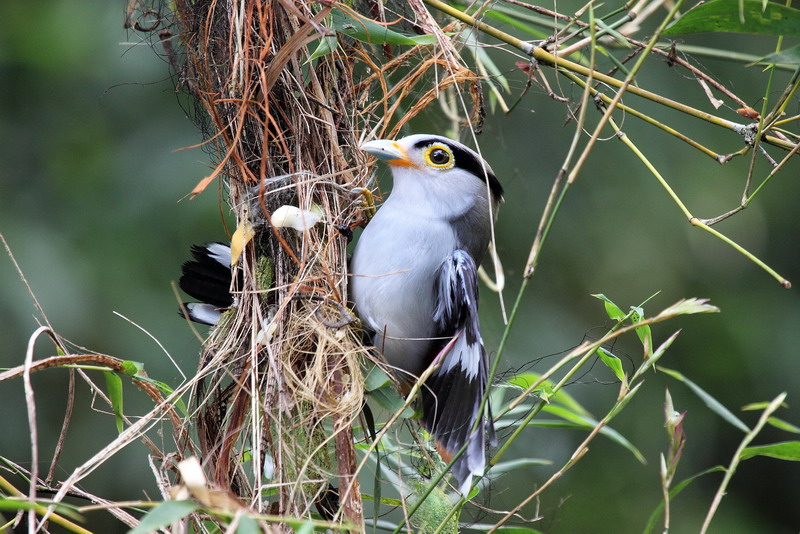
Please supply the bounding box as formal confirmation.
[127,0,483,529]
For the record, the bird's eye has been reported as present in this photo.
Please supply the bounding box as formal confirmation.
[424,145,454,168]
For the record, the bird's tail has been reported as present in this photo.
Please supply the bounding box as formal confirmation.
[422,250,495,495]
[178,242,234,325]
[421,331,494,495]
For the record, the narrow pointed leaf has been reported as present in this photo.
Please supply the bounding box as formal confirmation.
[740,441,800,461]
[332,11,437,45]
[598,347,625,382]
[506,372,590,415]
[104,371,124,434]
[659,366,749,433]
[664,0,800,36]
[129,500,199,534]
[766,417,800,434]
[754,43,800,65]
[236,515,261,534]
[592,293,625,321]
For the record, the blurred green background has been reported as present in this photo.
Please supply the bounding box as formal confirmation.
[1,1,799,533]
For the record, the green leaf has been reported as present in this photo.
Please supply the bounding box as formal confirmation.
[293,520,316,534]
[361,494,405,506]
[236,515,261,534]
[104,371,124,434]
[754,43,800,65]
[372,432,382,534]
[543,405,646,463]
[363,362,394,392]
[630,306,653,356]
[307,35,339,62]
[740,441,800,461]
[506,372,590,416]
[491,458,552,473]
[607,382,643,422]
[633,330,681,381]
[592,293,625,321]
[596,18,633,48]
[131,375,188,417]
[0,498,83,520]
[129,500,199,534]
[656,298,719,318]
[597,347,625,382]
[642,466,725,534]
[766,417,800,434]
[658,366,750,433]
[370,387,414,418]
[664,0,800,36]
[332,11,437,46]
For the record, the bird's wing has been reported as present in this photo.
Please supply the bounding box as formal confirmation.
[179,302,223,326]
[422,249,494,495]
[179,242,235,324]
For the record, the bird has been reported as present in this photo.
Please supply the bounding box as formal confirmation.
[177,134,502,494]
[350,134,502,494]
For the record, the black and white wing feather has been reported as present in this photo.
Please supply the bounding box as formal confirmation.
[422,249,495,494]
[179,242,235,325]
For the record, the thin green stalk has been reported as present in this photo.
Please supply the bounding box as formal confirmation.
[566,0,687,183]
[561,70,721,160]
[746,135,800,203]
[690,220,791,288]
[609,116,791,288]
[424,0,796,152]
[488,382,644,533]
[699,392,787,534]
[522,0,599,278]
[0,474,93,534]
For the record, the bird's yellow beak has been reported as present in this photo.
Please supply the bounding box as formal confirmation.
[360,139,416,167]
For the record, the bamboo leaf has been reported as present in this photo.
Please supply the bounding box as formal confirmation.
[294,521,316,534]
[542,405,645,463]
[656,298,719,318]
[308,35,339,61]
[104,371,124,434]
[0,499,83,521]
[592,293,626,321]
[755,43,800,65]
[332,11,437,45]
[597,347,625,382]
[363,362,393,392]
[766,417,800,434]
[659,366,750,433]
[506,372,589,415]
[491,458,552,473]
[236,515,261,534]
[664,0,800,36]
[371,387,414,418]
[740,441,800,461]
[129,500,199,534]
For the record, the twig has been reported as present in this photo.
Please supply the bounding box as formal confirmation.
[608,115,791,288]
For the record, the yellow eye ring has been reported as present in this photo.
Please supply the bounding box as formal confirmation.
[423,144,455,169]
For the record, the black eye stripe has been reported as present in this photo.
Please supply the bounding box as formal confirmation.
[413,138,504,200]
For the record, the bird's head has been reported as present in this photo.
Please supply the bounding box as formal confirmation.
[360,134,504,205]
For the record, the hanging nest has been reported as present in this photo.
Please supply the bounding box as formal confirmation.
[127,0,483,529]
